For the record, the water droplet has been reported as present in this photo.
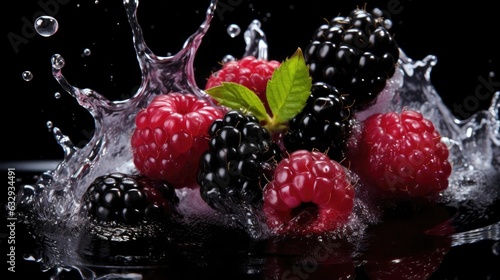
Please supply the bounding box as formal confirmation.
[227,24,241,38]
[34,16,59,37]
[493,242,500,256]
[222,54,236,64]
[95,0,99,4]
[22,71,33,81]
[54,92,61,99]
[83,48,91,57]
[51,54,65,69]
[46,121,53,131]
[489,71,495,78]
[383,19,393,30]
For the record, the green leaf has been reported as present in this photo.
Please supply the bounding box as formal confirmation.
[205,82,268,121]
[266,48,311,124]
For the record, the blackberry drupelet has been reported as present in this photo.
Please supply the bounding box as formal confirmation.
[81,172,179,225]
[304,7,400,108]
[198,110,282,213]
[283,82,353,162]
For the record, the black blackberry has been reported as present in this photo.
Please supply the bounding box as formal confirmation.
[198,110,282,213]
[305,7,400,108]
[283,82,353,162]
[81,172,179,225]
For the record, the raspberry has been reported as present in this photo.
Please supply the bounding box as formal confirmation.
[283,82,353,162]
[197,110,282,214]
[80,172,179,225]
[304,7,399,108]
[263,150,355,235]
[131,93,224,187]
[205,56,280,114]
[349,110,452,197]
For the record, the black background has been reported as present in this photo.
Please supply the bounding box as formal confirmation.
[2,0,500,279]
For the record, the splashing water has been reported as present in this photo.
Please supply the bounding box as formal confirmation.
[16,0,500,278]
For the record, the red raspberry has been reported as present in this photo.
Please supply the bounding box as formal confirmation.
[131,93,224,187]
[205,56,280,114]
[349,109,452,197]
[263,150,355,235]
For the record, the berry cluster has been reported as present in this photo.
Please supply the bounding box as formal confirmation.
[80,6,452,239]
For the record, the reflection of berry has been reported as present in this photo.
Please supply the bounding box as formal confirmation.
[304,7,399,108]
[81,173,179,225]
[263,150,354,235]
[266,256,354,280]
[283,82,353,162]
[363,202,453,280]
[205,56,280,114]
[265,235,355,280]
[198,110,282,213]
[131,93,224,187]
[348,110,452,197]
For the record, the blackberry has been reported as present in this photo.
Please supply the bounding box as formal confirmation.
[81,172,179,225]
[283,82,352,162]
[305,7,400,108]
[198,110,282,213]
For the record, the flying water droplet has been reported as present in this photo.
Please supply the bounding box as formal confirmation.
[34,16,59,37]
[51,54,65,69]
[46,121,53,131]
[383,19,393,30]
[82,48,91,57]
[222,54,235,64]
[22,71,33,81]
[227,24,241,38]
[54,92,61,99]
[493,241,500,256]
